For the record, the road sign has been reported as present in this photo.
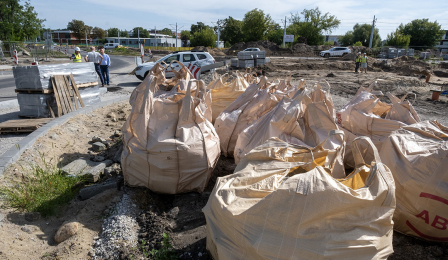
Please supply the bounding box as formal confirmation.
[284,35,294,43]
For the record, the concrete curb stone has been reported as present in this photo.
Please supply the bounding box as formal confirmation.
[0,95,130,177]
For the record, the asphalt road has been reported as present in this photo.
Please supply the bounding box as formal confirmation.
[0,48,137,102]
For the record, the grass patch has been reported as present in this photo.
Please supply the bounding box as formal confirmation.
[148,233,177,260]
[0,159,84,217]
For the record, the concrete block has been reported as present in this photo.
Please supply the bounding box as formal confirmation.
[62,158,113,182]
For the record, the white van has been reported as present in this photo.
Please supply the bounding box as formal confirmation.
[104,43,119,49]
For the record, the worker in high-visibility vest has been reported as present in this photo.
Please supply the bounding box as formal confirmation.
[70,47,82,62]
[355,52,361,73]
[360,53,368,73]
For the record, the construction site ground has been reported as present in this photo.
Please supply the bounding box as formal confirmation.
[0,54,447,259]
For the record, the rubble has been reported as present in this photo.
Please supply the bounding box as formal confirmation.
[61,158,113,182]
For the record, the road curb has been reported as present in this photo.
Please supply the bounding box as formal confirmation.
[0,95,130,177]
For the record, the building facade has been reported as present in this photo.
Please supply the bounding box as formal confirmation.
[104,34,182,47]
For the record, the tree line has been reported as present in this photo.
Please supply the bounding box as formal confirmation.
[1,1,445,50]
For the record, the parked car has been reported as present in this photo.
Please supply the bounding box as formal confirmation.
[242,48,261,52]
[134,51,215,80]
[104,43,119,49]
[320,47,351,58]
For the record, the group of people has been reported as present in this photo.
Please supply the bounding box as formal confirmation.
[355,52,368,73]
[70,46,110,87]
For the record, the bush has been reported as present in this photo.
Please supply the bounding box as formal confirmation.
[324,41,334,46]
[353,41,363,46]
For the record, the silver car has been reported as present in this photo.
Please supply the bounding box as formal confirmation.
[134,51,215,80]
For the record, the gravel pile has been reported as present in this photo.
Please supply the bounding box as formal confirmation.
[92,193,139,259]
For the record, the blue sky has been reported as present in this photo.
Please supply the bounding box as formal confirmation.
[32,0,448,40]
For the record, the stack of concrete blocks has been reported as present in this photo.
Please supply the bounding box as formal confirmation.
[443,54,448,61]
[12,62,99,118]
[406,49,414,57]
[420,52,431,59]
[397,49,406,57]
[387,48,398,59]
[235,51,269,68]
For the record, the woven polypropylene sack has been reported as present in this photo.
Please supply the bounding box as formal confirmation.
[121,70,220,194]
[380,120,448,241]
[337,82,420,168]
[214,76,297,157]
[233,84,341,174]
[208,72,249,123]
[203,135,395,260]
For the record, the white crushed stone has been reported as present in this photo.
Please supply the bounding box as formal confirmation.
[92,193,139,259]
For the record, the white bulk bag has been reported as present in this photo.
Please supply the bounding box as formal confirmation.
[214,76,296,157]
[203,135,395,260]
[208,72,249,123]
[337,81,420,168]
[380,120,448,241]
[121,69,220,194]
[233,85,341,175]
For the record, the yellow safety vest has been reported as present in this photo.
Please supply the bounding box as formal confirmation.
[361,56,367,63]
[356,56,361,62]
[73,53,82,62]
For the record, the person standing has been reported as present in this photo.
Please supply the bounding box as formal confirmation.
[85,46,105,86]
[361,53,368,73]
[99,47,111,86]
[355,52,361,73]
[70,47,82,62]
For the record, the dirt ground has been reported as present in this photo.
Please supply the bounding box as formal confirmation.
[0,56,447,259]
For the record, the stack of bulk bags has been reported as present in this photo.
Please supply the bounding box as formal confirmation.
[121,62,220,194]
[233,83,340,172]
[203,134,395,260]
[380,121,448,242]
[208,71,249,123]
[215,76,297,157]
[337,81,420,168]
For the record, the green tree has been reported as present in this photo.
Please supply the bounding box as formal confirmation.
[131,27,149,38]
[266,25,283,46]
[242,9,273,42]
[398,19,444,49]
[191,22,209,34]
[339,23,380,47]
[67,19,89,41]
[180,30,191,46]
[190,27,216,47]
[92,27,106,39]
[158,28,173,37]
[287,7,340,45]
[339,31,354,46]
[0,0,45,41]
[385,29,411,47]
[221,16,244,45]
[107,28,119,37]
[119,30,129,38]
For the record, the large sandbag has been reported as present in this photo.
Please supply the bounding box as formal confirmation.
[337,81,420,168]
[380,120,448,242]
[121,67,220,194]
[208,72,249,123]
[203,135,395,260]
[233,84,340,174]
[214,76,297,157]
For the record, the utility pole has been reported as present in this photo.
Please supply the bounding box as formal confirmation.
[138,28,140,45]
[213,20,223,49]
[155,26,157,47]
[85,30,88,47]
[170,23,184,50]
[369,15,377,48]
[282,16,287,47]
